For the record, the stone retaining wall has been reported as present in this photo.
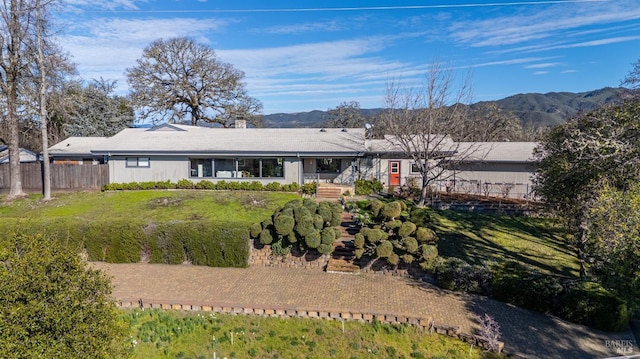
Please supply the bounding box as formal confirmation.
[117,299,504,353]
[249,243,329,270]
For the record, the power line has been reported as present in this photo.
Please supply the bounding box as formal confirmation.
[78,0,609,14]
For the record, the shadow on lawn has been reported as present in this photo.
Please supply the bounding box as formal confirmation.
[434,210,578,278]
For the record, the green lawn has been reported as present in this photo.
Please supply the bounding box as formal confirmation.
[433,210,579,278]
[0,190,300,225]
[123,309,500,359]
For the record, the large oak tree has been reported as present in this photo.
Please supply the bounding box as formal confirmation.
[126,37,262,127]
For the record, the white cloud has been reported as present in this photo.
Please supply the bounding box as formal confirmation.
[524,63,563,69]
[260,20,347,34]
[448,1,640,48]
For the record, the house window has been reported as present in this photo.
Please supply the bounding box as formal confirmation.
[126,157,150,168]
[411,162,422,173]
[207,158,285,178]
[238,158,260,178]
[316,158,341,173]
[262,158,284,178]
[214,158,236,178]
[190,159,212,178]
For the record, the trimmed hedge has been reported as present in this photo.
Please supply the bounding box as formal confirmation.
[0,218,249,268]
[102,180,300,193]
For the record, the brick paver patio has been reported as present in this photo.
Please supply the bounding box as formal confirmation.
[92,262,638,359]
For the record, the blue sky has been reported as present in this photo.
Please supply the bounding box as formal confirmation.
[58,0,640,114]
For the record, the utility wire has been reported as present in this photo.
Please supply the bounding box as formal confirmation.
[78,0,610,14]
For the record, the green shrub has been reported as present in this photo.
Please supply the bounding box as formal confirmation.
[492,261,563,312]
[354,179,384,195]
[416,227,438,243]
[274,215,295,236]
[259,229,274,245]
[318,243,333,255]
[303,198,317,212]
[433,257,492,294]
[195,180,216,190]
[176,179,195,189]
[265,182,282,191]
[381,201,402,220]
[261,216,273,230]
[368,200,384,217]
[333,227,342,240]
[404,237,419,254]
[561,282,629,332]
[282,182,300,192]
[301,182,317,195]
[304,231,321,249]
[295,216,316,238]
[398,221,417,238]
[83,220,145,263]
[249,223,262,238]
[321,228,336,245]
[313,214,325,230]
[385,220,402,231]
[409,208,432,226]
[387,253,400,266]
[376,240,393,258]
[354,233,365,249]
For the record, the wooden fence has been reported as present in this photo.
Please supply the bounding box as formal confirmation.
[0,163,109,192]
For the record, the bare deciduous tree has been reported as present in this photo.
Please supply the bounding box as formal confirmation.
[452,102,524,142]
[381,63,486,206]
[325,101,366,128]
[0,0,33,198]
[126,37,262,127]
[621,58,640,91]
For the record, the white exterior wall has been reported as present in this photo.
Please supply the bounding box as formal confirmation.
[109,156,301,184]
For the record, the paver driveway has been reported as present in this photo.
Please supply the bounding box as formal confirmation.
[92,262,638,359]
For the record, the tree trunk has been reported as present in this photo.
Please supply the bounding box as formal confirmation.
[7,81,24,198]
[417,177,429,207]
[36,0,51,201]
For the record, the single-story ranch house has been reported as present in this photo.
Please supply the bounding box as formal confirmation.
[48,123,538,199]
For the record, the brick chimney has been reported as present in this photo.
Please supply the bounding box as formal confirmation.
[235,118,247,129]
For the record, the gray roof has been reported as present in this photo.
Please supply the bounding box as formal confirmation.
[49,137,109,157]
[92,124,367,156]
[456,142,538,162]
[0,146,40,163]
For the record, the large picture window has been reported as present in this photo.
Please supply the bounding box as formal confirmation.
[190,159,212,177]
[126,157,150,168]
[262,158,284,178]
[190,158,285,178]
[316,158,341,173]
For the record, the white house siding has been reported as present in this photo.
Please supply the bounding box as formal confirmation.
[109,156,301,185]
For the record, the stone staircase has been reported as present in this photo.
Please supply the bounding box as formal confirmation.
[325,212,360,273]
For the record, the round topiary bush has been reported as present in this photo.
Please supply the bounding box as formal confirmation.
[387,253,400,266]
[317,203,333,223]
[398,221,417,238]
[400,253,415,264]
[305,231,321,249]
[354,233,365,249]
[313,214,325,230]
[295,215,316,238]
[318,243,333,255]
[333,227,342,240]
[284,199,303,209]
[293,206,311,222]
[421,244,438,261]
[385,220,402,231]
[249,223,262,239]
[368,199,384,217]
[274,215,295,236]
[404,237,419,254]
[416,227,438,243]
[303,198,317,212]
[259,229,274,245]
[321,227,336,245]
[376,240,393,258]
[365,228,388,243]
[381,201,402,220]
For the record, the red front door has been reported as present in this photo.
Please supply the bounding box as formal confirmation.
[389,161,401,186]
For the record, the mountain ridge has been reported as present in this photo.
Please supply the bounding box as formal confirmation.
[263,87,632,129]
